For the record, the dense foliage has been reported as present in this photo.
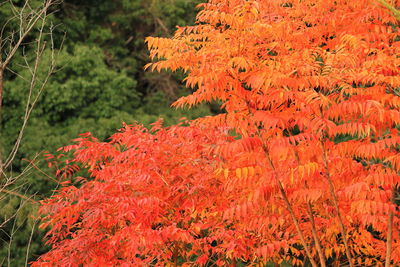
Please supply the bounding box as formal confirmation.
[0,0,211,265]
[32,0,400,266]
[34,122,242,266]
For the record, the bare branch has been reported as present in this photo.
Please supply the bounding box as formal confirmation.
[24,219,38,267]
[3,2,60,170]
[0,188,37,203]
[0,0,55,70]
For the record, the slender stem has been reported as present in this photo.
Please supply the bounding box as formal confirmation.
[320,141,354,267]
[173,245,178,267]
[263,147,318,267]
[385,189,395,267]
[1,1,52,69]
[0,67,3,114]
[306,201,327,267]
[294,149,326,266]
[0,67,3,176]
[243,94,318,266]
[25,219,38,267]
[0,188,37,203]
[376,0,400,20]
[22,158,59,183]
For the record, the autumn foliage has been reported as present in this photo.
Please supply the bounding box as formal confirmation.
[33,0,400,266]
[33,122,252,265]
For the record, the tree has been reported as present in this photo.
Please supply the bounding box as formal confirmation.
[33,0,400,266]
[1,0,210,264]
[32,122,258,266]
[146,0,400,265]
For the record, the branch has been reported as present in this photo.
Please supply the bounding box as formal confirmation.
[4,20,59,170]
[0,188,37,203]
[0,0,54,70]
[385,188,395,267]
[294,149,327,267]
[244,97,318,266]
[320,140,354,267]
[375,0,400,21]
[262,145,318,267]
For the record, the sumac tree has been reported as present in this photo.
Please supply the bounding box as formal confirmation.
[32,122,268,266]
[34,0,400,266]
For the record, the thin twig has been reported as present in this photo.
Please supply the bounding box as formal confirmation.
[1,0,53,70]
[24,219,37,267]
[320,141,354,267]
[262,145,318,267]
[0,188,37,203]
[22,158,59,183]
[385,188,395,267]
[243,96,318,266]
[376,0,400,20]
[4,18,59,170]
[294,149,326,267]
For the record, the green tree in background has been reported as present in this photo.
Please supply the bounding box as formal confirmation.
[1,0,212,265]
